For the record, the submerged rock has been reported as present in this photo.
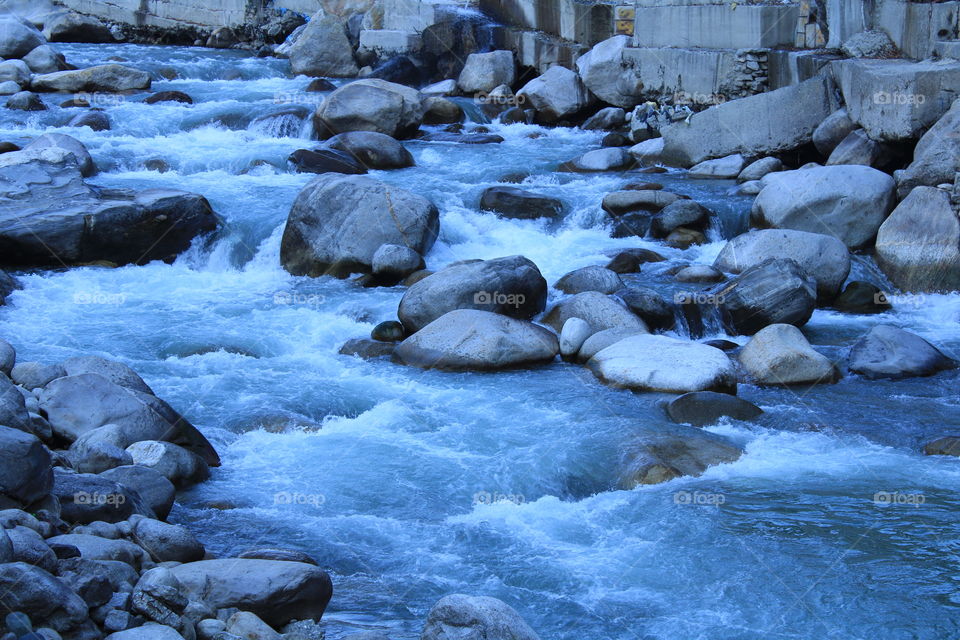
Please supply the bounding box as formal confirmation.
[479,187,563,219]
[32,64,151,92]
[667,391,763,426]
[327,131,414,169]
[924,437,960,457]
[619,428,743,487]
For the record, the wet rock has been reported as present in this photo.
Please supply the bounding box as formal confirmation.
[602,190,678,216]
[923,437,960,457]
[667,391,763,426]
[288,148,367,174]
[675,265,723,283]
[371,321,406,343]
[314,79,422,139]
[457,50,515,94]
[554,266,623,295]
[617,286,674,331]
[131,516,205,563]
[289,13,358,77]
[419,132,504,144]
[650,200,709,238]
[325,131,414,170]
[339,338,396,359]
[422,594,540,640]
[6,90,46,111]
[99,465,175,521]
[688,154,745,179]
[0,15,45,58]
[32,64,151,92]
[605,249,665,274]
[23,45,70,74]
[0,425,52,505]
[665,227,706,249]
[68,110,110,131]
[739,324,837,386]
[144,91,193,105]
[813,108,857,156]
[126,441,210,489]
[422,97,463,125]
[543,291,647,334]
[827,129,883,166]
[24,132,96,176]
[831,281,891,314]
[478,187,563,220]
[560,148,634,172]
[620,428,743,486]
[0,563,89,635]
[575,36,641,108]
[848,325,955,380]
[281,174,438,277]
[737,157,782,183]
[43,12,113,43]
[53,469,153,524]
[370,243,424,285]
[708,259,817,335]
[582,107,626,131]
[517,66,593,123]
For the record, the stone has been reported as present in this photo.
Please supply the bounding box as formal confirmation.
[0,563,88,635]
[542,291,647,335]
[371,321,405,342]
[842,30,897,59]
[0,425,52,505]
[0,16,45,58]
[602,190,678,216]
[737,157,783,183]
[126,441,210,489]
[105,622,185,639]
[924,437,960,457]
[751,165,895,248]
[23,133,96,177]
[398,255,547,333]
[422,97,463,125]
[582,107,626,131]
[314,79,423,139]
[587,334,736,393]
[0,60,30,86]
[457,50,515,94]
[421,594,539,640]
[827,129,882,166]
[666,227,706,249]
[43,12,113,43]
[419,132,504,144]
[560,147,633,172]
[370,243,424,285]
[813,108,858,157]
[576,36,642,109]
[738,324,837,385]
[617,286,675,331]
[8,524,56,572]
[289,13,358,78]
[237,548,318,565]
[619,428,743,487]
[478,187,563,220]
[554,266,623,295]
[52,470,152,524]
[575,327,644,364]
[69,433,133,474]
[47,534,148,569]
[281,174,438,277]
[896,98,960,196]
[848,325,955,380]
[0,374,32,433]
[68,110,111,132]
[145,91,193,105]
[605,249,664,274]
[11,362,66,390]
[737,180,763,195]
[393,309,558,371]
[714,229,851,299]
[667,391,763,427]
[831,281,891,314]
[559,317,592,360]
[289,148,367,175]
[517,66,593,123]
[661,75,836,167]
[171,560,333,627]
[6,91,46,111]
[628,138,664,166]
[0,338,13,374]
[650,200,709,238]
[32,65,151,92]
[708,258,817,335]
[131,517,205,563]
[23,45,69,74]
[688,154,745,179]
[875,186,960,293]
[0,80,19,95]
[99,465,175,521]
[206,25,238,48]
[60,355,154,394]
[225,611,280,640]
[339,338,395,359]
[421,79,457,96]
[675,265,723,283]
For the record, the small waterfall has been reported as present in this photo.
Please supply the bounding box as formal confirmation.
[248,107,310,138]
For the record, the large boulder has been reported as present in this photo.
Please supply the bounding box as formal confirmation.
[39,373,220,465]
[738,324,837,386]
[392,309,559,370]
[22,44,71,74]
[126,440,210,488]
[0,563,90,635]
[896,98,960,196]
[575,36,642,108]
[479,187,563,219]
[826,129,883,167]
[24,132,96,177]
[587,334,736,393]
[0,425,52,505]
[0,15,45,58]
[0,374,33,432]
[813,108,858,156]
[326,131,414,169]
[43,12,114,43]
[281,173,439,277]
[61,354,154,394]
[688,154,745,179]
[875,187,960,293]
[848,325,955,380]
[100,465,175,521]
[422,594,540,640]
[32,64,151,92]
[542,291,647,334]
[106,623,185,640]
[750,165,896,248]
[708,259,817,335]
[516,66,594,123]
[288,13,358,77]
[457,50,515,94]
[661,75,836,166]
[666,391,763,427]
[53,469,154,523]
[619,428,743,487]
[130,516,205,563]
[714,229,850,299]
[398,255,547,333]
[553,266,622,295]
[313,79,423,139]
[171,559,333,626]
[560,147,633,172]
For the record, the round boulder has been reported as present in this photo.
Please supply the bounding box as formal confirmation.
[848,324,955,380]
[738,324,837,386]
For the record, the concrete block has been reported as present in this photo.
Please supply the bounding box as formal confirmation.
[632,4,799,49]
[359,29,422,55]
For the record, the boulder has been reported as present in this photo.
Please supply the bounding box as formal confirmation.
[458,50,515,94]
[661,75,836,166]
[628,138,664,166]
[708,258,817,335]
[675,265,723,283]
[53,469,153,523]
[650,200,708,238]
[422,96,464,125]
[737,157,782,183]
[666,391,763,426]
[392,309,558,371]
[560,147,633,172]
[575,327,644,363]
[924,437,960,457]
[813,108,857,156]
[419,131,505,144]
[0,425,52,505]
[23,45,70,74]
[831,281,891,314]
[422,594,539,640]
[289,13,358,78]
[582,107,626,131]
[339,338,396,359]
[559,317,592,359]
[106,623,185,640]
[688,154,745,179]
[842,30,897,58]
[0,374,32,432]
[68,110,111,131]
[478,187,563,219]
[575,36,642,108]
[0,60,30,86]
[714,229,850,299]
[131,516,205,563]
[32,64,151,92]
[61,355,154,394]
[875,186,960,293]
[750,165,895,248]
[226,611,281,640]
[99,465,176,520]
[542,291,647,334]
[517,66,594,122]
[0,338,15,374]
[24,132,96,177]
[826,129,883,166]
[43,12,114,43]
[619,428,743,487]
[126,440,210,488]
[313,79,423,139]
[617,286,674,331]
[7,524,56,572]
[554,266,622,295]
[371,244,423,284]
[288,148,367,174]
[398,255,547,333]
[171,559,333,626]
[588,334,736,393]
[47,533,148,569]
[6,90,46,111]
[0,15,45,58]
[602,189,679,217]
[0,563,89,635]
[738,324,837,386]
[144,91,193,105]
[896,98,960,196]
[281,173,438,277]
[848,325,955,380]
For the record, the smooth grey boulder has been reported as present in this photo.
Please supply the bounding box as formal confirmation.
[47,533,149,569]
[517,66,593,123]
[69,110,111,131]
[7,524,56,571]
[23,44,70,74]
[542,291,647,334]
[281,173,439,277]
[371,243,424,284]
[5,90,46,111]
[559,317,592,359]
[896,98,960,196]
[0,563,89,635]
[11,361,67,390]
[561,147,633,172]
[751,165,895,248]
[171,559,333,626]
[131,516,205,563]
[554,266,623,295]
[582,107,626,131]
[288,13,358,78]
[619,428,743,487]
[126,440,210,488]
[423,96,464,125]
[848,325,955,380]
[237,548,318,565]
[575,35,642,108]
[813,108,857,156]
[587,334,736,393]
[61,355,154,394]
[575,327,645,364]
[737,157,783,183]
[875,186,960,293]
[100,465,176,520]
[688,154,745,179]
[0,59,31,86]
[667,391,763,426]
[225,611,280,640]
[602,190,679,216]
[0,337,14,375]
[0,374,33,432]
[479,187,563,219]
[0,15,45,58]
[24,132,96,176]
[0,425,52,505]
[650,200,709,238]
[32,64,151,92]
[313,79,423,139]
[458,50,515,94]
[421,594,540,640]
[714,229,851,299]
[708,259,817,335]
[43,11,114,43]
[827,129,883,166]
[392,309,559,371]
[69,429,134,474]
[326,131,414,169]
[53,469,153,524]
[398,255,547,333]
[106,623,185,640]
[739,324,837,386]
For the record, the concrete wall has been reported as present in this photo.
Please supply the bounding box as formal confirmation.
[478,0,614,45]
[826,0,960,59]
[60,0,252,28]
[632,4,800,49]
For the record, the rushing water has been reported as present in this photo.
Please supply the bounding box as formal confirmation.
[2,44,959,640]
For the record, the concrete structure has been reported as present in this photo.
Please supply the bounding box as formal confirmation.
[632,3,800,49]
[60,0,253,28]
[479,0,615,46]
[825,0,960,60]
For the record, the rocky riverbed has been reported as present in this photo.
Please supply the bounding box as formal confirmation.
[0,6,959,640]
